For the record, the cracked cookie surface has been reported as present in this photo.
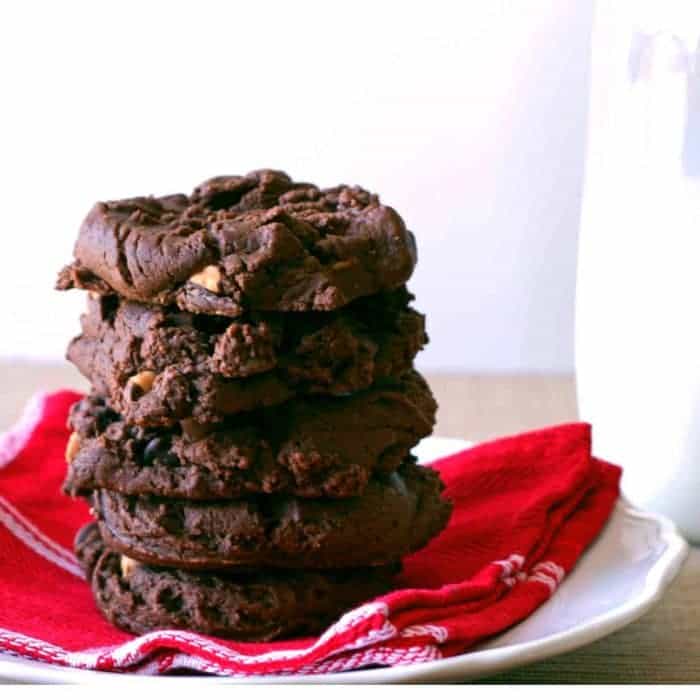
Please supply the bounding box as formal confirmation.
[67,287,426,426]
[56,169,417,315]
[64,371,437,500]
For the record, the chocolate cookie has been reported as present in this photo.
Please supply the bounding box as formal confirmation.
[64,371,437,500]
[76,524,397,641]
[67,287,426,426]
[89,460,452,570]
[56,170,417,315]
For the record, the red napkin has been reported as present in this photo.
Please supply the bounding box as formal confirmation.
[0,391,620,676]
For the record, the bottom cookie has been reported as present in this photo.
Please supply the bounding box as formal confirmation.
[76,524,398,641]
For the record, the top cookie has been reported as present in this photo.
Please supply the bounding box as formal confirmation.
[56,170,417,315]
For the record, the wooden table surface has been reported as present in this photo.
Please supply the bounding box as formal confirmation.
[0,362,697,684]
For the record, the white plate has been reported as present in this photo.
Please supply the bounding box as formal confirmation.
[0,437,688,683]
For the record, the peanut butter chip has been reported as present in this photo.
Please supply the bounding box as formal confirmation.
[65,432,81,463]
[120,556,139,578]
[189,265,222,294]
[125,371,157,400]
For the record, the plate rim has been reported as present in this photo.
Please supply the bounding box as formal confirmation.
[0,436,690,683]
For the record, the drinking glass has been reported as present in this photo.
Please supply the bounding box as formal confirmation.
[576,1,700,540]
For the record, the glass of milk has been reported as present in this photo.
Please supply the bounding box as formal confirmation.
[576,1,700,541]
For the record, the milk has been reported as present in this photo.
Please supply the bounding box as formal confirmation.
[576,2,700,541]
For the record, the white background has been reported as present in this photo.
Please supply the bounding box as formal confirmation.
[0,1,593,372]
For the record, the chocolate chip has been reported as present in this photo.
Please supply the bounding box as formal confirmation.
[94,405,118,433]
[143,436,178,467]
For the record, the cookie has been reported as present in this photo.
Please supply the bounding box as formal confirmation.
[64,371,437,500]
[76,524,397,641]
[56,170,417,315]
[89,460,452,570]
[67,287,426,426]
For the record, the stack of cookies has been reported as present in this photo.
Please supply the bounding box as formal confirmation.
[57,170,452,641]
